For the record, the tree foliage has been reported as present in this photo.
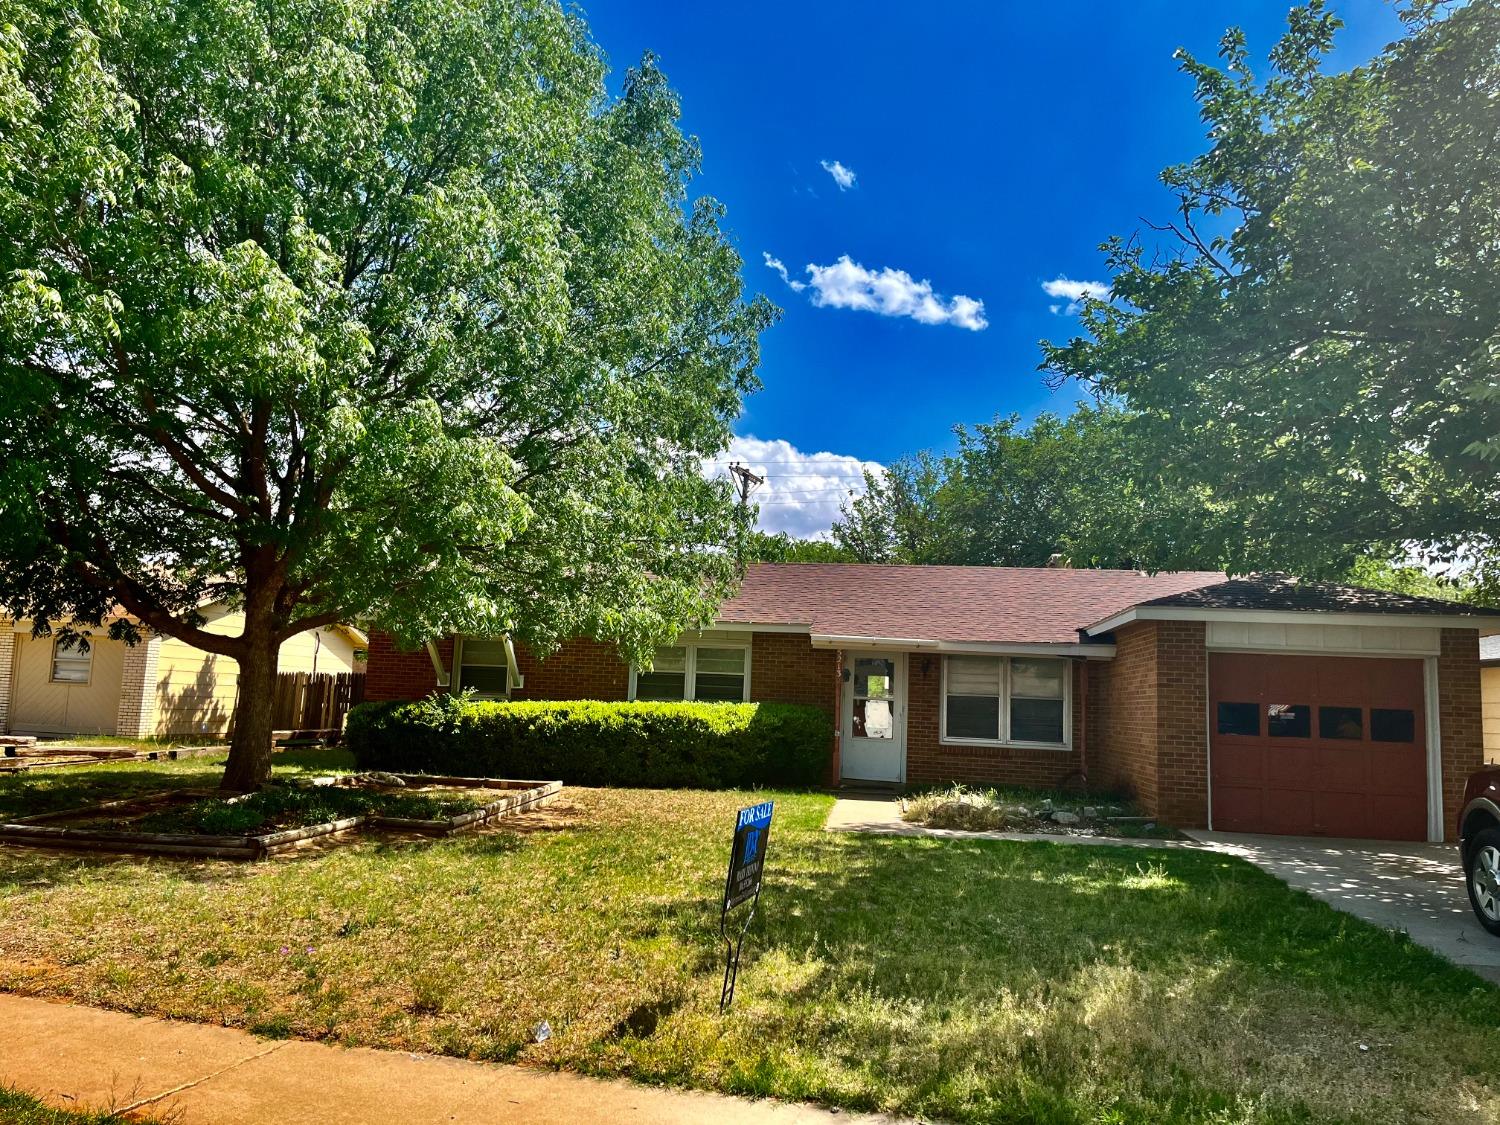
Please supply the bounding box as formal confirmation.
[1041,0,1500,581]
[740,531,856,564]
[0,0,772,786]
[831,406,1219,569]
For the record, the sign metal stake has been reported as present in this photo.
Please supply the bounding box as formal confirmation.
[719,800,774,1014]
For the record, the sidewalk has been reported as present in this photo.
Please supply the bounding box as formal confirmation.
[0,993,900,1124]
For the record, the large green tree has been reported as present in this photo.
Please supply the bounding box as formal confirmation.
[831,406,1218,569]
[1041,0,1500,582]
[0,0,772,788]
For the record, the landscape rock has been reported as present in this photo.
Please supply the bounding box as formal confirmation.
[1051,810,1080,826]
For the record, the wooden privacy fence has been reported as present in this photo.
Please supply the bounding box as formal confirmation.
[268,671,365,732]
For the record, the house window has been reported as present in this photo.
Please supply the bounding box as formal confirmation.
[456,637,509,700]
[941,655,1069,748]
[50,638,92,684]
[631,644,749,702]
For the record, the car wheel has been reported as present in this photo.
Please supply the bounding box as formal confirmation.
[1465,827,1500,937]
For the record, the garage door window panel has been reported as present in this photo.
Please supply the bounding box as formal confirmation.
[1370,708,1416,743]
[1216,702,1260,737]
[1319,706,1364,740]
[1266,703,1311,738]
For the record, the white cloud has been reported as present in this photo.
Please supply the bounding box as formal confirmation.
[791,255,987,330]
[762,252,806,292]
[820,159,856,190]
[704,435,883,539]
[1041,276,1110,314]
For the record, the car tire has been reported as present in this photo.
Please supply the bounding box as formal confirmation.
[1465,826,1500,937]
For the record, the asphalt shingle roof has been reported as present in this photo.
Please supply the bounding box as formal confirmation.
[716,564,1227,645]
[1135,574,1500,619]
[715,565,1496,646]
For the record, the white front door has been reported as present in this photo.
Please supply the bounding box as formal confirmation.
[841,652,905,783]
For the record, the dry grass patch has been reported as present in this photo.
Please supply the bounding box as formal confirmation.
[2,761,1498,1123]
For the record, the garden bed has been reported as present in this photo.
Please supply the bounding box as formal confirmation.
[901,783,1183,839]
[0,774,561,859]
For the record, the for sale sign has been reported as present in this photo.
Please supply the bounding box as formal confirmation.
[723,800,774,911]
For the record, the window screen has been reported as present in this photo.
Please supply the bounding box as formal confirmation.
[50,638,92,684]
[635,646,688,701]
[945,656,1001,740]
[1009,658,1065,744]
[693,647,747,701]
[458,637,509,699]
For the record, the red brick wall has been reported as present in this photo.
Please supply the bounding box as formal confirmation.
[904,657,1088,789]
[364,632,449,702]
[1440,628,1484,840]
[511,639,629,701]
[1088,622,1160,809]
[749,632,837,715]
[749,632,838,785]
[1154,621,1208,828]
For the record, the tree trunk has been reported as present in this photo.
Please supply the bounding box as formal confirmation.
[221,623,279,792]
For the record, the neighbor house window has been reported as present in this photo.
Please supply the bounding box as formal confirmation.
[456,637,509,700]
[631,644,749,702]
[50,638,91,684]
[941,655,1069,748]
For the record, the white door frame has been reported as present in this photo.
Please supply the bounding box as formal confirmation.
[840,651,907,783]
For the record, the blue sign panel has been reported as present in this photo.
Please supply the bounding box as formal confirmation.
[723,800,774,910]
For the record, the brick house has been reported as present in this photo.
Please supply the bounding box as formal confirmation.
[365,564,1500,842]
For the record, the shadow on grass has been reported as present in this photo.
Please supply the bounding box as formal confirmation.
[0,765,228,821]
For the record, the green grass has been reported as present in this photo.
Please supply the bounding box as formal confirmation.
[1,761,1498,1123]
[0,1085,163,1124]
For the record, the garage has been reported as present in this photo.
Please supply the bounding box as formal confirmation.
[1209,651,1428,840]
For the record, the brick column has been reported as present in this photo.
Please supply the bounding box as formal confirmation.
[115,635,162,740]
[0,630,15,733]
[1438,628,1484,841]
[1154,621,1209,828]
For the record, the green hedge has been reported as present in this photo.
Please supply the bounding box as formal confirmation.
[344,696,832,789]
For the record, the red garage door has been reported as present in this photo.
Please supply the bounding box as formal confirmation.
[1210,653,1428,840]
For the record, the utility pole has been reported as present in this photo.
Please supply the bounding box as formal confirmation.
[727,462,765,563]
[727,462,765,508]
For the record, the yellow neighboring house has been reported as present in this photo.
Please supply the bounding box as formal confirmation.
[0,605,365,740]
[1485,636,1500,765]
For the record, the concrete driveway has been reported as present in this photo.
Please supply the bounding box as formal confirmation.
[1186,831,1500,984]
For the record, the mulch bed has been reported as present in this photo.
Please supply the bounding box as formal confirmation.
[0,775,561,859]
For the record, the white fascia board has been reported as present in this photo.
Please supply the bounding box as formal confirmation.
[1084,605,1500,637]
[809,634,942,650]
[807,634,1115,658]
[932,640,1116,659]
[712,621,813,635]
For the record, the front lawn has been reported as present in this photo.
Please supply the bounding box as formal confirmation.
[1,760,1497,1123]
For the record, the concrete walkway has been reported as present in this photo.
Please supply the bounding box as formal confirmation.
[1185,830,1500,985]
[825,794,1199,848]
[0,993,900,1124]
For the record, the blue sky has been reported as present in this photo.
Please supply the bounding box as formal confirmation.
[584,1,1406,537]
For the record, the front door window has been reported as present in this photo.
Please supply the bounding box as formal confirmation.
[851,657,895,739]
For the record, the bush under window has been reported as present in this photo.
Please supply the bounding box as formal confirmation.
[345,697,831,789]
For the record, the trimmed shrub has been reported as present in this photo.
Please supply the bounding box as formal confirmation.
[345,696,832,789]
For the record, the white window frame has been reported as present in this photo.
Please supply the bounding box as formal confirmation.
[50,636,93,685]
[454,636,510,700]
[629,641,751,702]
[939,654,1071,750]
